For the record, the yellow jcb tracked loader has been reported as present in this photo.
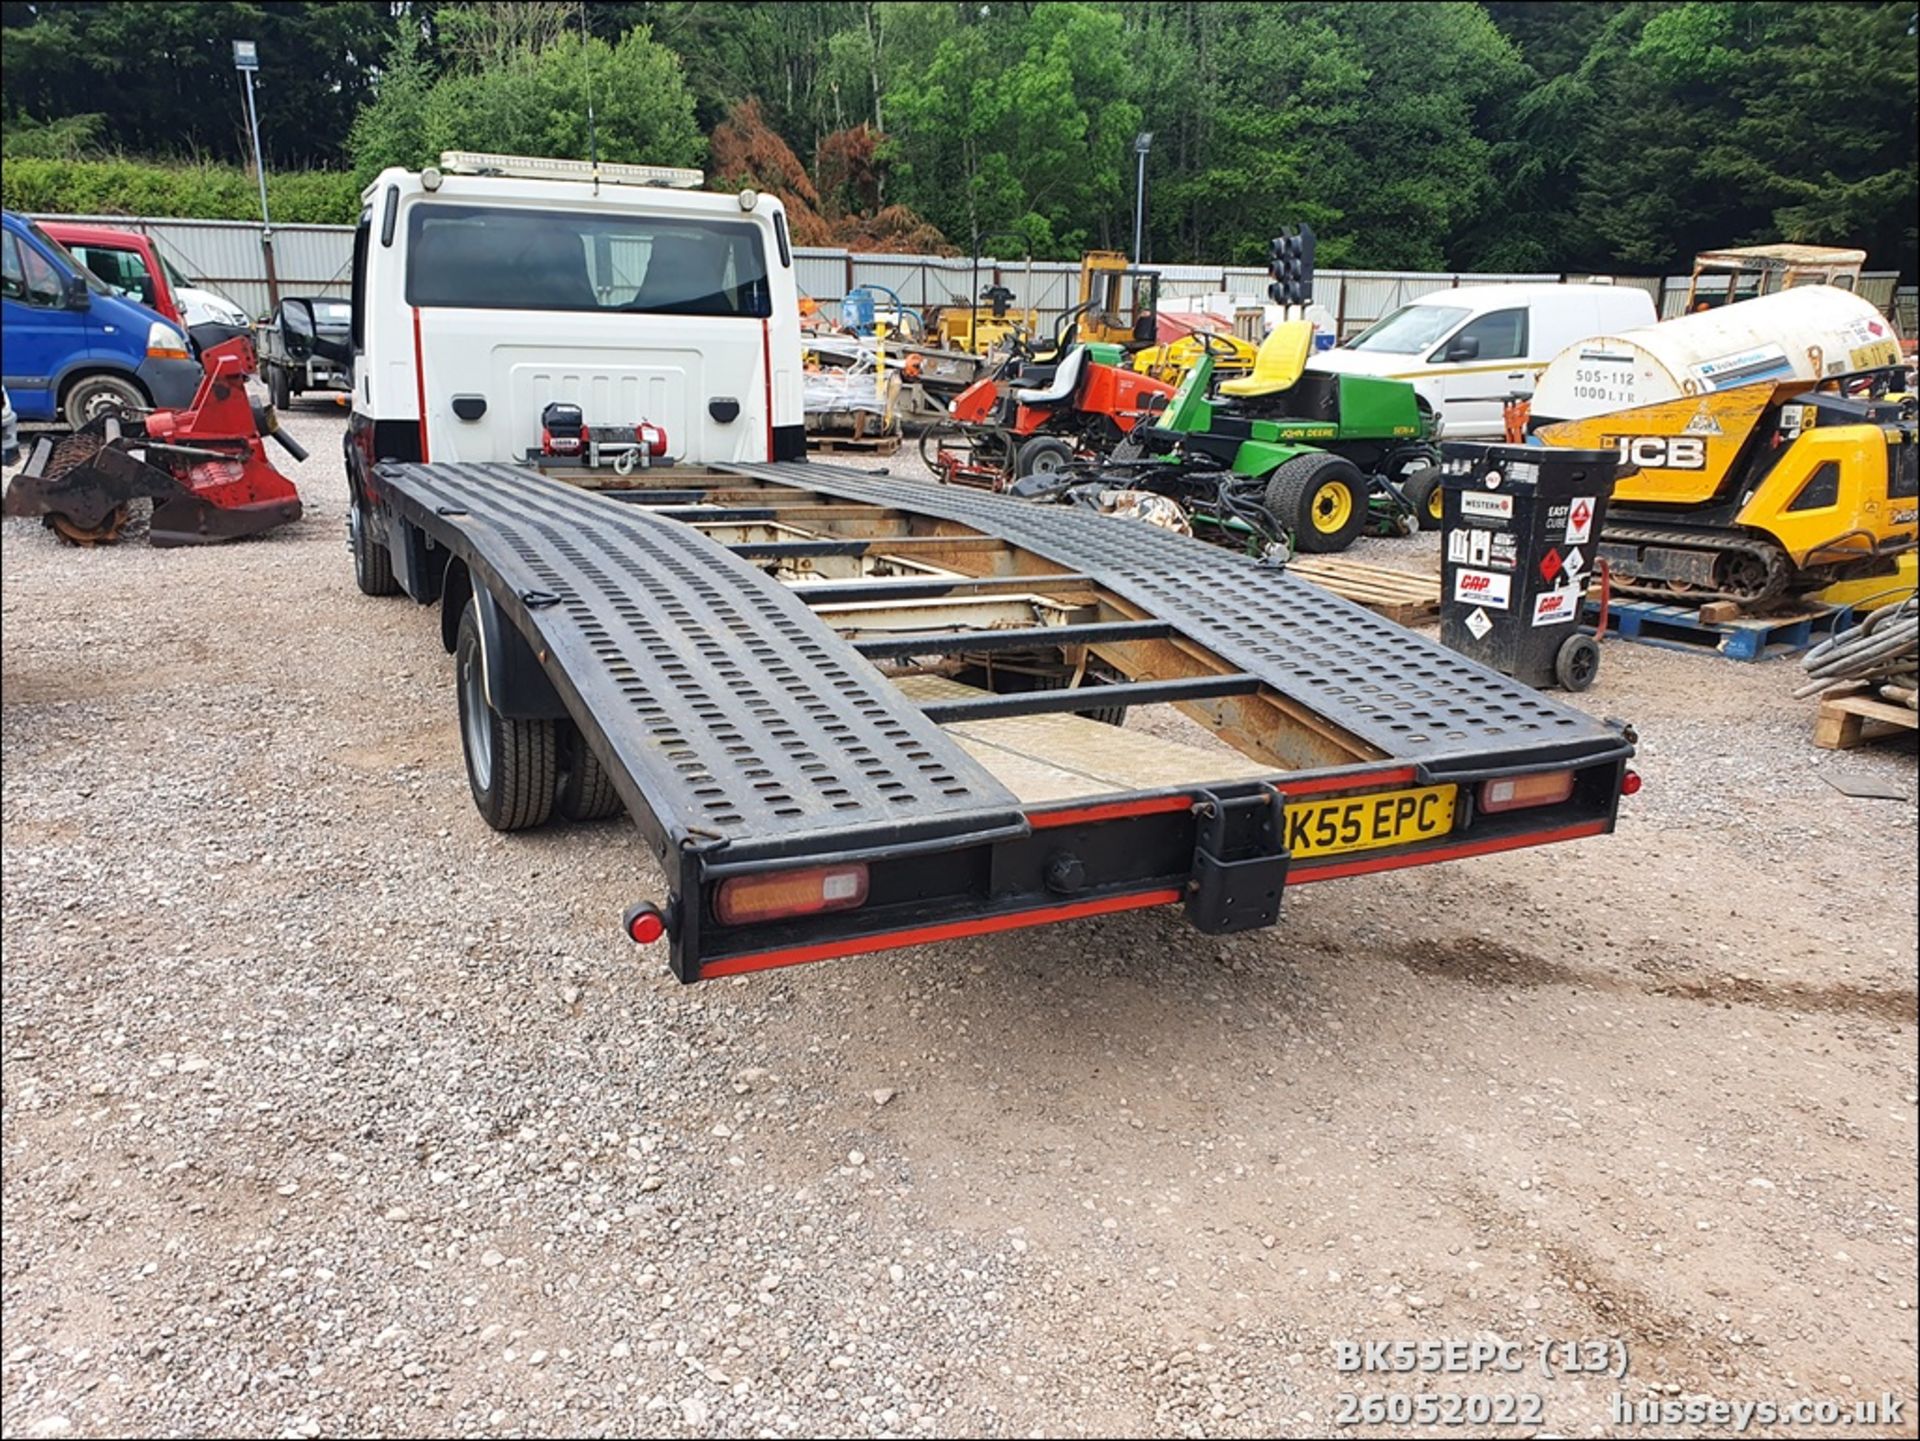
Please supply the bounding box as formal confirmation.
[1530,287,1915,608]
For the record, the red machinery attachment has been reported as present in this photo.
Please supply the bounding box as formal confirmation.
[3,338,306,547]
[924,346,1175,490]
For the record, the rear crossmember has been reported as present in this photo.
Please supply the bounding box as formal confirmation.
[363,458,1633,981]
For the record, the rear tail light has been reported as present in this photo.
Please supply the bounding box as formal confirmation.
[1621,769,1642,797]
[715,864,869,927]
[623,901,668,945]
[1477,770,1575,815]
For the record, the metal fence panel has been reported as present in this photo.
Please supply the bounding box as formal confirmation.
[30,213,353,319]
[794,248,849,318]
[1858,271,1900,311]
[993,261,1078,330]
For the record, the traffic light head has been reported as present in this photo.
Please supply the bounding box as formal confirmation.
[1266,224,1316,306]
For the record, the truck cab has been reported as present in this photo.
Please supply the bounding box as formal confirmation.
[37,220,254,353]
[336,151,806,497]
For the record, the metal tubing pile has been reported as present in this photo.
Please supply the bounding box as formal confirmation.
[1796,596,1919,709]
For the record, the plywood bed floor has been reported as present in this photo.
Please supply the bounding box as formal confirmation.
[892,674,1275,805]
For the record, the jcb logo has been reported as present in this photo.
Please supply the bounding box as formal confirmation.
[1609,435,1707,470]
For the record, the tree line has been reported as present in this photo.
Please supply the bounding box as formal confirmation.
[2,1,1913,278]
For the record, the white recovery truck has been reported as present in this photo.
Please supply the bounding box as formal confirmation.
[295,152,1637,983]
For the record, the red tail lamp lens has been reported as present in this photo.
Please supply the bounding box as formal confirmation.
[1621,769,1643,797]
[1477,770,1575,815]
[624,903,667,945]
[715,864,869,927]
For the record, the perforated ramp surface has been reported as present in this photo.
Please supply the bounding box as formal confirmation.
[721,461,1624,770]
[376,463,1025,862]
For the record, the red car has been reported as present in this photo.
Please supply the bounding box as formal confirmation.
[37,221,253,353]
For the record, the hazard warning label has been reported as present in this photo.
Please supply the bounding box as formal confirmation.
[1565,497,1595,544]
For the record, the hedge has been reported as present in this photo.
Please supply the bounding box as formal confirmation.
[0,156,361,225]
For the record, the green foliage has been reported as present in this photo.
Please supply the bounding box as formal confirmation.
[1565,1,1919,277]
[0,156,362,224]
[347,19,702,180]
[420,30,702,170]
[0,2,392,168]
[0,111,107,160]
[884,2,1140,256]
[2,1,1914,278]
[348,18,434,188]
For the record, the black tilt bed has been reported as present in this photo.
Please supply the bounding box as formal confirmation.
[365,458,1634,981]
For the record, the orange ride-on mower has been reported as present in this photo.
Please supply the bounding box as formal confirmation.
[4,338,306,547]
[923,341,1177,490]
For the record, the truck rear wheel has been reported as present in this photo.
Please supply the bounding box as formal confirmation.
[557,727,625,821]
[350,499,401,596]
[1264,452,1368,554]
[456,600,557,831]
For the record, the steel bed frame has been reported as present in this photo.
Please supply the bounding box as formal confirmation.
[365,457,1634,981]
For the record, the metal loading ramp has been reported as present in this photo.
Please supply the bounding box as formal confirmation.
[375,462,1028,863]
[718,461,1624,771]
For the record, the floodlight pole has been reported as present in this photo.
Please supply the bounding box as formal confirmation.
[235,40,279,306]
[1132,132,1153,266]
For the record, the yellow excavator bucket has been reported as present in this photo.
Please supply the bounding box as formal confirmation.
[1219,321,1314,398]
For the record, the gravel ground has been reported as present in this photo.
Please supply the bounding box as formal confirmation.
[3,409,1915,1438]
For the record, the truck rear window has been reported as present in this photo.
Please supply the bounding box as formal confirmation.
[405,203,771,318]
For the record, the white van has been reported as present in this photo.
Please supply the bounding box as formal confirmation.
[1309,283,1657,438]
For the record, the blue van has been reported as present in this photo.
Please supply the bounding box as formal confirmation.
[2,210,202,428]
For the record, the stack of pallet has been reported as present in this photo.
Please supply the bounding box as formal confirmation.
[1799,597,1917,749]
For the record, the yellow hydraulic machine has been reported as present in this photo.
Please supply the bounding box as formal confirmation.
[1530,287,1914,608]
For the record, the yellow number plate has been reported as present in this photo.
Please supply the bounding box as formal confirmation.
[1283,784,1458,859]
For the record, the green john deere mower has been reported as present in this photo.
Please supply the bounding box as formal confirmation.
[1013,322,1443,556]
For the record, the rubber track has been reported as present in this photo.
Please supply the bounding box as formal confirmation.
[1600,522,1792,606]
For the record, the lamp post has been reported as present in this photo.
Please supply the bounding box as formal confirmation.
[1131,132,1153,266]
[233,39,279,306]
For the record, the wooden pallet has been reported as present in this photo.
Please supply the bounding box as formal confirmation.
[1814,685,1919,750]
[808,433,901,455]
[1285,557,1440,624]
[1586,597,1833,661]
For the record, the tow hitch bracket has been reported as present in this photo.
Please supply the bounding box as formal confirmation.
[1186,786,1288,934]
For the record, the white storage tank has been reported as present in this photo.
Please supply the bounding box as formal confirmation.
[1531,286,1902,423]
